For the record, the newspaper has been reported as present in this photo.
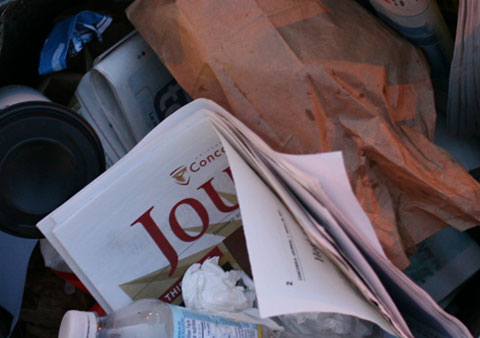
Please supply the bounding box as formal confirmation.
[204,102,472,338]
[73,31,190,167]
[369,0,453,78]
[217,134,398,336]
[404,227,480,304]
[37,99,472,338]
[447,0,480,136]
[37,102,243,312]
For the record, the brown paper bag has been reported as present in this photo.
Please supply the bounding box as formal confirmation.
[127,0,480,268]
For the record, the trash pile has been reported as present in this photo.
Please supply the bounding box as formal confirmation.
[0,0,479,337]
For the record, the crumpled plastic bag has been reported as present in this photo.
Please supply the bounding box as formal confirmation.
[127,0,480,268]
[38,11,112,75]
[275,312,392,338]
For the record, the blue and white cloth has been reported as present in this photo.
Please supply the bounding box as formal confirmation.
[39,11,112,75]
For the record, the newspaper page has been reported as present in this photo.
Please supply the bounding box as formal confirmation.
[38,100,208,237]
[447,0,480,136]
[204,100,471,338]
[217,132,397,336]
[204,111,408,334]
[39,112,242,313]
[275,155,472,338]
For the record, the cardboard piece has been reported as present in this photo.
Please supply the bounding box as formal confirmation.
[127,0,480,268]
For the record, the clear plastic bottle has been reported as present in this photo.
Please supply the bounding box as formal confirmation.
[58,298,279,338]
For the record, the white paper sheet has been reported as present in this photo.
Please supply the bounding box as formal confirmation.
[278,152,384,256]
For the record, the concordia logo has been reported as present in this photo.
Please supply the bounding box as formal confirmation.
[170,146,226,186]
[170,166,190,186]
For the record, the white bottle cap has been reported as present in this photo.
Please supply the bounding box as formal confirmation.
[58,310,98,338]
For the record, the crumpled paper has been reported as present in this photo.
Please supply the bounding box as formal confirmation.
[182,256,255,313]
[182,256,283,331]
[127,0,480,268]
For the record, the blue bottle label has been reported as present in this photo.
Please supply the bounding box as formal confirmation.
[170,304,260,338]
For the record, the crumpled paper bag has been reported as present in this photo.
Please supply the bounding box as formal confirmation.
[127,0,480,268]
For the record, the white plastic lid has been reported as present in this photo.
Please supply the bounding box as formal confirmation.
[58,310,97,338]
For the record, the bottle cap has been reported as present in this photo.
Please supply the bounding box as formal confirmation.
[58,310,97,338]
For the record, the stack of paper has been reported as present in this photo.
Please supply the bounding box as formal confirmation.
[37,99,472,338]
[447,0,480,136]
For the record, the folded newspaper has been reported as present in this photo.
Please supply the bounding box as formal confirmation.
[447,0,480,136]
[73,31,191,167]
[37,99,471,338]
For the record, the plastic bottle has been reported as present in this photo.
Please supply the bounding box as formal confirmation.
[58,298,279,338]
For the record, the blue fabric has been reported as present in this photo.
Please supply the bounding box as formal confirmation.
[39,11,112,75]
